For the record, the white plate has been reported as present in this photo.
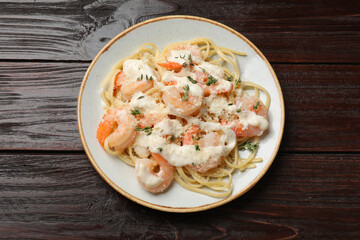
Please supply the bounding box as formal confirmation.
[77,15,285,212]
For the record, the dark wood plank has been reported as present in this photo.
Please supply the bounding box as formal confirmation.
[276,64,360,152]
[0,62,86,150]
[0,153,359,239]
[0,0,359,63]
[0,62,359,151]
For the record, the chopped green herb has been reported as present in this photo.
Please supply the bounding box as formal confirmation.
[146,75,148,81]
[253,101,261,111]
[187,76,197,84]
[238,142,259,153]
[170,135,175,142]
[182,84,190,102]
[192,162,195,166]
[135,126,153,136]
[137,96,144,100]
[149,76,153,81]
[131,109,141,115]
[195,144,200,151]
[228,103,233,106]
[237,109,241,113]
[206,75,218,86]
[192,135,201,141]
[141,74,143,80]
[235,78,241,85]
[158,147,163,152]
[199,67,206,73]
[188,54,194,66]
[227,75,234,82]
[180,54,186,59]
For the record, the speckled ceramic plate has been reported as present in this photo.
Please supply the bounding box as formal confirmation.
[77,15,285,212]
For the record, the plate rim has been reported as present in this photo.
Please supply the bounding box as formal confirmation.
[77,15,285,213]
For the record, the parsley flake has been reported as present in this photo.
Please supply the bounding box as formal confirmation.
[237,109,241,113]
[235,78,241,85]
[170,135,175,142]
[137,96,144,100]
[158,147,163,152]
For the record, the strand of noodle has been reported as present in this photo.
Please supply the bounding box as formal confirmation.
[187,168,232,190]
[174,174,232,198]
[175,167,203,187]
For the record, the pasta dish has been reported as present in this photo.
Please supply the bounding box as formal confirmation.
[96,38,270,197]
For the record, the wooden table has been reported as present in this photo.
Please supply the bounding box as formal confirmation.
[1,0,359,239]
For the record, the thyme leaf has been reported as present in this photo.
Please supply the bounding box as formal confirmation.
[238,142,259,152]
[187,76,197,84]
[182,84,190,102]
[206,75,218,86]
[195,144,200,151]
[131,109,141,116]
[253,101,261,111]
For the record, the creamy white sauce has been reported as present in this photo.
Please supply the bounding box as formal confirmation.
[195,62,233,93]
[123,59,157,82]
[197,62,224,80]
[130,92,168,115]
[135,159,163,188]
[204,95,237,117]
[237,111,269,131]
[153,119,184,137]
[167,48,203,65]
[162,71,204,97]
[135,119,237,167]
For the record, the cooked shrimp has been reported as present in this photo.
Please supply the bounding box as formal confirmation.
[223,95,268,138]
[135,153,174,193]
[162,86,203,117]
[96,108,137,152]
[183,125,223,173]
[137,112,166,128]
[113,71,125,96]
[113,60,156,100]
[191,68,233,96]
[157,62,183,72]
[120,78,153,100]
[158,44,204,72]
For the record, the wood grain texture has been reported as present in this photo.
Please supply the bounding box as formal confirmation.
[0,62,86,150]
[1,62,359,151]
[0,153,359,239]
[0,0,359,62]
